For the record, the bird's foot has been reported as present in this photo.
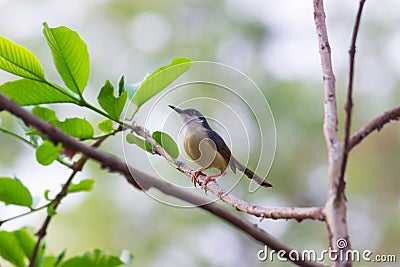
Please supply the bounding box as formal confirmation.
[201,176,217,190]
[191,169,206,187]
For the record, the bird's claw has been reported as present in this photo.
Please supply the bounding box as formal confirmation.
[201,176,216,190]
[191,170,205,187]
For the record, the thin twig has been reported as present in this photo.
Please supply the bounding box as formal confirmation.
[0,204,49,226]
[0,126,33,146]
[29,137,107,267]
[349,105,400,150]
[338,0,366,199]
[0,126,72,168]
[132,124,324,221]
[0,94,323,267]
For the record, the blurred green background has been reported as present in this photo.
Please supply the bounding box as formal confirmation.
[0,0,399,266]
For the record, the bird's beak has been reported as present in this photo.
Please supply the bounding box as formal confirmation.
[169,105,183,114]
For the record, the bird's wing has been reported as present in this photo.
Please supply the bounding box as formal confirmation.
[207,130,236,173]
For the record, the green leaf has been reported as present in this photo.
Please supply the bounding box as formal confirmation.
[119,76,140,101]
[52,118,94,139]
[61,249,124,267]
[36,140,63,166]
[97,80,127,120]
[68,179,95,193]
[98,119,113,133]
[54,249,67,266]
[133,57,192,108]
[0,35,45,81]
[43,22,90,94]
[125,82,141,101]
[152,131,179,160]
[27,131,40,147]
[12,228,37,259]
[0,79,77,106]
[32,106,58,122]
[118,75,125,96]
[0,177,33,207]
[44,189,52,201]
[0,231,26,267]
[39,256,57,267]
[33,107,94,139]
[47,203,57,216]
[126,133,153,153]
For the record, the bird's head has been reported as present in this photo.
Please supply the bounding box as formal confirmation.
[169,105,209,127]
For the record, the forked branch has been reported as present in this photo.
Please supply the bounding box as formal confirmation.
[313,1,351,266]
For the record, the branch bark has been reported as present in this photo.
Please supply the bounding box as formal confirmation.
[0,93,323,267]
[313,1,351,266]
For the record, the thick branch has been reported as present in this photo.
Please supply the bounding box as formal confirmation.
[313,0,338,151]
[313,0,341,200]
[132,124,324,221]
[349,105,400,150]
[0,94,323,267]
[313,1,351,266]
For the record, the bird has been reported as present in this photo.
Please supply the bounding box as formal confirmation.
[169,105,272,189]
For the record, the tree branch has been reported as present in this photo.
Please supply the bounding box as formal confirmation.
[349,105,400,150]
[339,0,366,199]
[313,1,351,266]
[131,124,324,221]
[0,93,323,267]
[29,137,107,267]
[313,0,340,199]
[313,0,338,151]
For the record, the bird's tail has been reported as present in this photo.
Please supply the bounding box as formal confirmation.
[231,157,272,188]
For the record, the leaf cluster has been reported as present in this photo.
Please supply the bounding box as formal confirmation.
[0,228,132,267]
[0,22,193,266]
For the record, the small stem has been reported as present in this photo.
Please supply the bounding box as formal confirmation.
[0,204,50,226]
[81,129,122,141]
[44,80,122,124]
[128,108,139,121]
[0,126,33,146]
[80,99,121,123]
[0,126,72,168]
